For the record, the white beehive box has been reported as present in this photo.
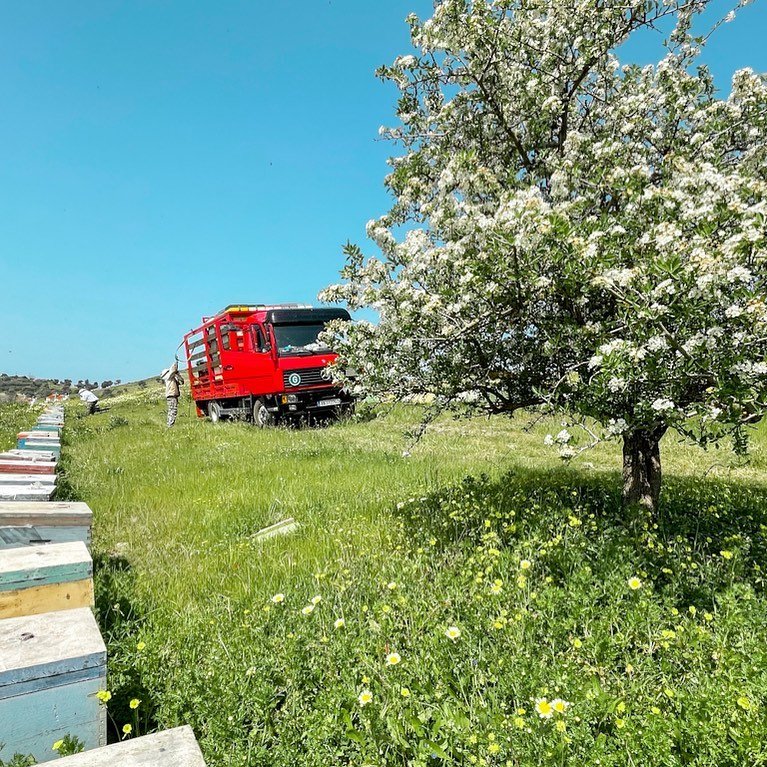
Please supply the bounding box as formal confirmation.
[0,607,106,763]
[51,726,207,766]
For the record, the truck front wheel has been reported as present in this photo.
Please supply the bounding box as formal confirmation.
[252,399,274,428]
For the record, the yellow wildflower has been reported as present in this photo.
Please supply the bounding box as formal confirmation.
[334,618,345,629]
[52,740,64,752]
[385,652,402,666]
[445,626,461,641]
[95,690,112,703]
[122,724,132,736]
[535,698,553,719]
[271,593,285,604]
[129,698,140,710]
[628,576,642,590]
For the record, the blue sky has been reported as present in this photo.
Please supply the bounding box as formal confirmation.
[1,1,765,382]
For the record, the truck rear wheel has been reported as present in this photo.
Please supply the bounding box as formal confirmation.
[252,399,274,428]
[208,402,223,423]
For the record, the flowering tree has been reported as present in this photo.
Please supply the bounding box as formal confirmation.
[321,0,767,512]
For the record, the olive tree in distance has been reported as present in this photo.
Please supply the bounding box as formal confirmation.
[321,0,767,513]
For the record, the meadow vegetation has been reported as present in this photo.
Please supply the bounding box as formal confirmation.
[6,383,767,765]
[0,402,39,452]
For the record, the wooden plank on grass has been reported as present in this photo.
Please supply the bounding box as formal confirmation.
[251,517,298,541]
[51,726,207,766]
[0,607,106,763]
[18,432,60,440]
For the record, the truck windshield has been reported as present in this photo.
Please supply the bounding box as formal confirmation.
[273,323,331,356]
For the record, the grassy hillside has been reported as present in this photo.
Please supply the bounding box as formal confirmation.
[50,386,767,765]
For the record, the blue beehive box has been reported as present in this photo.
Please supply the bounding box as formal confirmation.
[0,502,93,550]
[0,607,106,763]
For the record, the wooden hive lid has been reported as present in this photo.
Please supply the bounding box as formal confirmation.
[51,726,206,766]
[0,607,105,696]
[0,502,92,526]
[0,541,92,591]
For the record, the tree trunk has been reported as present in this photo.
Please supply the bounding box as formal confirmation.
[622,427,666,513]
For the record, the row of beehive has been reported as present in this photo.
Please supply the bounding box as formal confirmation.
[0,407,206,766]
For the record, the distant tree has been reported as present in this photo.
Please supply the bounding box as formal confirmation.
[323,0,767,513]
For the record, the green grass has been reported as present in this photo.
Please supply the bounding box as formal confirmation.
[42,387,767,765]
[0,402,40,452]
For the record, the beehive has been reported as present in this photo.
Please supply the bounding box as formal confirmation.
[0,542,93,619]
[0,486,55,502]
[0,502,93,549]
[0,450,58,463]
[0,460,57,475]
[0,474,57,486]
[51,726,207,766]
[15,439,60,454]
[0,608,106,763]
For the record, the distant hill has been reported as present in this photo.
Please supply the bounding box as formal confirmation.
[0,373,123,402]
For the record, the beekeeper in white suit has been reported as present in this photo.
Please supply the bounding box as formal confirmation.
[78,387,99,415]
[161,362,184,428]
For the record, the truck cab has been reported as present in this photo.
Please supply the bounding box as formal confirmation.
[183,304,353,424]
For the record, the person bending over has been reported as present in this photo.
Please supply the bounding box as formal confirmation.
[78,388,99,415]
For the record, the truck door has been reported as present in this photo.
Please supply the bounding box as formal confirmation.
[248,323,277,396]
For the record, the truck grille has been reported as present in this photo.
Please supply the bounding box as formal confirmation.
[283,367,330,388]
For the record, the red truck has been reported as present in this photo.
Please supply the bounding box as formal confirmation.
[182,304,353,425]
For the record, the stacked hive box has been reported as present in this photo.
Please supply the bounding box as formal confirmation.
[0,607,107,761]
[0,541,94,618]
[0,405,62,501]
[0,501,93,549]
[0,406,207,764]
[0,407,106,761]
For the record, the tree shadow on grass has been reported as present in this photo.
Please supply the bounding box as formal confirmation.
[397,465,767,610]
[93,553,160,743]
